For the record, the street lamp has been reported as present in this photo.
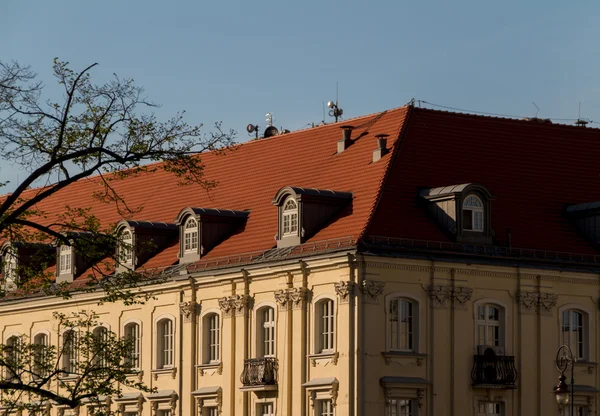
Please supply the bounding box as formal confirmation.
[554,345,575,416]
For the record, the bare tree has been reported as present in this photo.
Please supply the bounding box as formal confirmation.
[0,59,236,413]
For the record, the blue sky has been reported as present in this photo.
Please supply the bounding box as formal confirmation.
[1,1,599,189]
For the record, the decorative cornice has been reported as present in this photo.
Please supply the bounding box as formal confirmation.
[218,295,251,317]
[427,284,472,308]
[334,281,356,303]
[179,301,198,322]
[274,287,310,310]
[516,291,558,314]
[361,280,385,304]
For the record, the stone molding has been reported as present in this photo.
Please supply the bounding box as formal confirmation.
[428,284,473,308]
[179,301,198,322]
[218,295,251,317]
[274,287,310,310]
[360,280,385,304]
[517,291,558,314]
[334,281,356,303]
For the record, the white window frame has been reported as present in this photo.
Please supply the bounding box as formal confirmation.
[202,312,221,364]
[476,304,501,348]
[314,298,336,354]
[477,401,503,416]
[560,306,589,361]
[62,330,78,374]
[257,402,275,416]
[462,194,484,232]
[120,230,133,265]
[387,297,419,352]
[3,248,17,287]
[92,326,109,367]
[32,331,50,377]
[123,320,141,370]
[184,217,199,253]
[316,399,334,416]
[258,306,276,358]
[59,245,72,275]
[282,198,299,236]
[388,398,418,416]
[156,317,175,369]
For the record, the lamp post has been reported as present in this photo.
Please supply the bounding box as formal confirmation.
[554,344,575,416]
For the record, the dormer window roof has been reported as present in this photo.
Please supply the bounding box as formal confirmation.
[175,207,249,264]
[420,183,493,244]
[272,186,353,248]
[114,220,178,273]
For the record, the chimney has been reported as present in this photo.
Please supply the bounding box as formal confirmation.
[372,134,389,162]
[337,125,354,153]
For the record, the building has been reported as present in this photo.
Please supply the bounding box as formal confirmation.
[1,104,600,416]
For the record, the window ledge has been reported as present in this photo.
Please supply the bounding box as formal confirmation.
[151,367,177,380]
[308,351,339,367]
[382,351,426,366]
[58,375,79,382]
[196,361,223,376]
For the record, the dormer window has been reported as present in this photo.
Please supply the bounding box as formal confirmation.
[184,218,199,253]
[462,195,484,232]
[3,248,17,288]
[282,198,299,236]
[120,230,133,265]
[420,183,493,244]
[58,246,72,275]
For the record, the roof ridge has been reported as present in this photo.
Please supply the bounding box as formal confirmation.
[358,106,413,240]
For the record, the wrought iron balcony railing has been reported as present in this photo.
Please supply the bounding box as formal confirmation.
[472,352,517,387]
[240,357,278,387]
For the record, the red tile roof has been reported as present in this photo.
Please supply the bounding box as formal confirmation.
[367,107,600,255]
[15,107,410,279]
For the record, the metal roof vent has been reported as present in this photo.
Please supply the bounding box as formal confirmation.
[337,125,354,153]
[373,134,389,162]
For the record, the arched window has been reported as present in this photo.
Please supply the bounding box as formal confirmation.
[282,198,298,236]
[62,330,78,374]
[124,322,141,369]
[3,248,17,286]
[203,313,220,364]
[93,326,108,367]
[562,309,587,360]
[258,307,276,357]
[316,299,335,353]
[59,245,72,275]
[156,318,174,369]
[5,335,20,378]
[476,304,503,348]
[120,230,133,264]
[184,217,198,253]
[463,194,484,232]
[388,298,418,351]
[33,333,49,376]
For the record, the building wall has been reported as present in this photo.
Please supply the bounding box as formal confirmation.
[1,252,599,415]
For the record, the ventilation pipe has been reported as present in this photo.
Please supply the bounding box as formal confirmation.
[372,134,389,162]
[337,125,354,153]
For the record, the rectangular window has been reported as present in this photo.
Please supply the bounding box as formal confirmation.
[259,403,275,416]
[59,246,72,274]
[562,406,588,416]
[159,319,173,368]
[156,411,172,416]
[319,400,334,416]
[125,323,140,369]
[202,407,219,416]
[388,399,415,416]
[478,402,502,416]
[389,299,415,351]
[263,308,275,357]
[209,315,220,363]
[562,310,585,360]
[320,300,335,352]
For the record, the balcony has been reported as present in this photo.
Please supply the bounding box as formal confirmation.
[471,350,517,388]
[240,357,278,391]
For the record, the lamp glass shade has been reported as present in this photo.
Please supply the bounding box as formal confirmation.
[555,391,570,406]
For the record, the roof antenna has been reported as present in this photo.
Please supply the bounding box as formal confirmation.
[532,101,540,118]
[576,101,588,127]
[327,82,343,122]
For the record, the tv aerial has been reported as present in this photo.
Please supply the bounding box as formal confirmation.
[246,124,259,139]
[327,100,343,122]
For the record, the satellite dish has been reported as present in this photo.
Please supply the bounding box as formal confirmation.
[264,126,279,138]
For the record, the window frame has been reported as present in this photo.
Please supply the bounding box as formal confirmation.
[476,401,503,416]
[386,295,420,353]
[92,325,109,367]
[62,329,79,375]
[256,304,276,358]
[155,315,175,369]
[32,330,50,377]
[58,245,73,275]
[314,297,336,354]
[473,299,508,353]
[201,311,221,365]
[183,217,199,254]
[387,398,418,416]
[462,194,484,232]
[123,319,142,370]
[282,197,299,236]
[120,230,133,265]
[559,305,590,361]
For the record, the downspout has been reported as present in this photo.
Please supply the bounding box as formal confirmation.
[178,290,184,416]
